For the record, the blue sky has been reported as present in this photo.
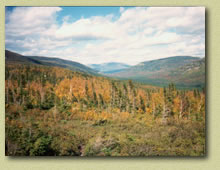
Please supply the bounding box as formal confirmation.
[5,7,205,65]
[57,7,130,23]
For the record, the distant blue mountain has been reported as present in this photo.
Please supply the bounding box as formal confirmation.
[88,62,131,74]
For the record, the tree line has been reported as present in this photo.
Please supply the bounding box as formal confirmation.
[6,64,205,122]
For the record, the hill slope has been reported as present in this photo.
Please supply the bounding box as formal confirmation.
[110,56,205,88]
[5,50,98,75]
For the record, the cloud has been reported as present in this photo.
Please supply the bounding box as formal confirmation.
[5,7,205,65]
[6,7,61,36]
[53,16,116,40]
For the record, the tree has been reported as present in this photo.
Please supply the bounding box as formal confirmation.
[139,95,145,113]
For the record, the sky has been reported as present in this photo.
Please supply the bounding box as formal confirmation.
[5,7,205,65]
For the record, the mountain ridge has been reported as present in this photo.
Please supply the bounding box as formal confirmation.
[109,56,205,88]
[5,50,99,76]
[5,50,205,88]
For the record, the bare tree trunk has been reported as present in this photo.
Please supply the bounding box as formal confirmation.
[39,86,45,105]
[69,83,72,102]
[119,98,122,112]
[197,95,202,112]
[188,103,191,120]
[11,86,16,104]
[126,100,129,113]
[152,102,155,117]
[179,99,183,119]
[110,84,113,109]
[113,90,115,108]
[132,94,135,114]
[162,102,168,125]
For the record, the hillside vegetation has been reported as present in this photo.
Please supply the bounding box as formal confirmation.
[110,56,205,88]
[6,50,99,76]
[5,63,205,156]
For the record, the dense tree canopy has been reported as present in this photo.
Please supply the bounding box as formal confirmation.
[5,64,205,156]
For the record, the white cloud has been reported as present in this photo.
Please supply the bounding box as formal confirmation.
[5,7,205,65]
[6,7,61,36]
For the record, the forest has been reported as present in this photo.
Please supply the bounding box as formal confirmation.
[5,63,205,156]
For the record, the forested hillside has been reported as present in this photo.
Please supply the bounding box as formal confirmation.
[110,56,205,88]
[6,50,99,76]
[5,63,205,156]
